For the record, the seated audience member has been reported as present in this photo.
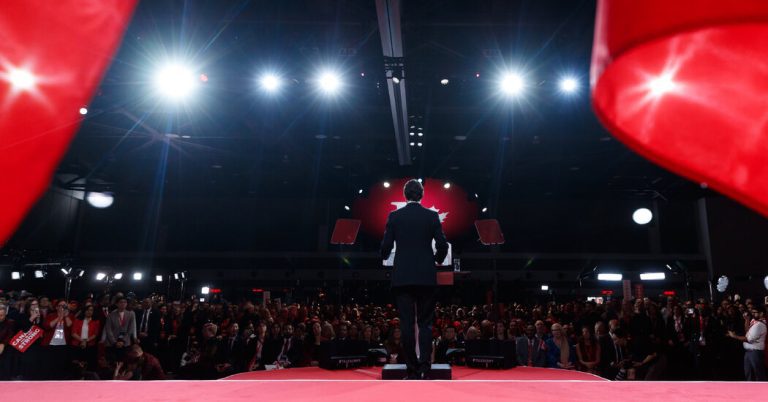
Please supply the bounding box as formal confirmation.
[516,324,547,367]
[274,324,303,368]
[384,327,405,364]
[435,326,465,365]
[606,328,631,380]
[546,323,575,369]
[575,326,600,374]
[114,344,165,380]
[304,321,323,366]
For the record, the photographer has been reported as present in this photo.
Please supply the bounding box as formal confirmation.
[727,306,767,381]
[43,300,73,379]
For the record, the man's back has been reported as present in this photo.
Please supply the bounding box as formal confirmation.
[380,203,448,287]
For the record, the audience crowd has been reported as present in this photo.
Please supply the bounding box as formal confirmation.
[0,289,765,381]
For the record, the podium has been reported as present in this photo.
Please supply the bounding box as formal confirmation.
[330,219,361,305]
[475,219,504,304]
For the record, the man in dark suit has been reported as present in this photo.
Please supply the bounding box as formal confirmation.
[380,179,449,379]
[516,324,547,367]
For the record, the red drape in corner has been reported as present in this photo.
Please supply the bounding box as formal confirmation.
[0,0,137,243]
[591,0,768,217]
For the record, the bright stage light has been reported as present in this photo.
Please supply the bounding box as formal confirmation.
[443,182,451,189]
[95,272,107,281]
[383,181,391,188]
[154,64,197,99]
[500,73,525,96]
[317,71,341,94]
[133,272,143,281]
[640,272,665,280]
[559,77,579,93]
[597,273,622,281]
[34,270,45,279]
[417,142,423,147]
[201,286,210,295]
[344,205,350,211]
[156,275,163,282]
[541,285,549,291]
[633,208,653,225]
[79,107,88,115]
[440,78,449,85]
[482,207,488,213]
[11,271,21,280]
[260,74,281,92]
[86,192,114,209]
[417,178,423,183]
[6,67,36,91]
[392,76,400,84]
[114,273,123,280]
[358,189,363,194]
[648,72,678,97]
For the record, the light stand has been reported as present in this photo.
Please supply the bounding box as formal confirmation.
[61,266,85,302]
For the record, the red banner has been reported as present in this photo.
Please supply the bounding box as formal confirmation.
[10,325,43,353]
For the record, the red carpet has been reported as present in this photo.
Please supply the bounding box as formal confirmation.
[1,368,766,402]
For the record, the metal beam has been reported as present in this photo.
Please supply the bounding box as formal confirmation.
[375,0,411,165]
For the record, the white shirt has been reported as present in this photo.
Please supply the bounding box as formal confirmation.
[744,320,767,351]
[81,318,90,340]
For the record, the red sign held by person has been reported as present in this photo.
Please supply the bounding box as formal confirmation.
[10,325,43,353]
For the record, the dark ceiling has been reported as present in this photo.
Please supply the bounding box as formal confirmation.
[57,0,703,202]
[9,0,739,270]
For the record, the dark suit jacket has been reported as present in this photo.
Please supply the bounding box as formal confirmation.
[380,202,449,287]
[515,336,547,367]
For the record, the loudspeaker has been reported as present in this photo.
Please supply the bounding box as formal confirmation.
[381,364,452,380]
[319,340,369,370]
[464,340,517,369]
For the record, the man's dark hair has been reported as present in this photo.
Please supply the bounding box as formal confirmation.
[403,179,424,201]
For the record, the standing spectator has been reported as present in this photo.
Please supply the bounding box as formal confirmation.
[727,306,767,381]
[0,304,16,380]
[19,298,45,380]
[136,298,158,355]
[44,300,74,379]
[103,297,137,361]
[71,304,101,371]
[665,305,693,380]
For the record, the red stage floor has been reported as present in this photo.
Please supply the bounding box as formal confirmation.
[1,367,766,402]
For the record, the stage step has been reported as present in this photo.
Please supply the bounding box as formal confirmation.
[381,364,452,380]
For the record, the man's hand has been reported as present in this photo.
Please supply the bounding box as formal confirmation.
[0,344,5,355]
